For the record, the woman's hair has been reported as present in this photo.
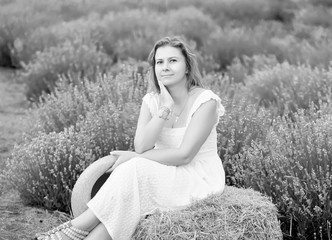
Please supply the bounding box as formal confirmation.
[147,36,203,93]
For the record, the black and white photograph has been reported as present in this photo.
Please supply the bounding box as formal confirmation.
[0,0,331,239]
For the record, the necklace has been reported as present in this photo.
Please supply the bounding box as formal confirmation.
[174,96,189,124]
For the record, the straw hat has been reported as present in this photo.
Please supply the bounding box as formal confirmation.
[71,155,117,217]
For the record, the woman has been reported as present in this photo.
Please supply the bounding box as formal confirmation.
[35,36,225,240]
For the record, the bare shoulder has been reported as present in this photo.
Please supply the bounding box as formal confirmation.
[189,87,206,97]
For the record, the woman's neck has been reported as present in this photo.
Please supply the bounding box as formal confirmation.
[168,85,189,105]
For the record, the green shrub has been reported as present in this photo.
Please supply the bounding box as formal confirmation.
[165,7,218,49]
[15,9,160,67]
[21,39,113,102]
[0,0,139,68]
[217,98,272,187]
[79,0,141,15]
[308,0,332,7]
[244,62,332,115]
[140,0,199,12]
[136,0,294,25]
[297,39,332,69]
[296,5,332,28]
[14,13,103,66]
[7,127,95,212]
[6,103,135,212]
[99,9,164,61]
[6,69,147,212]
[25,64,148,137]
[227,54,279,83]
[202,72,245,101]
[202,22,284,70]
[271,26,332,68]
[0,0,152,68]
[199,0,294,26]
[239,106,332,239]
[292,23,332,45]
[0,0,64,68]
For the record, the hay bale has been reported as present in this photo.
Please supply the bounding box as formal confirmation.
[133,186,282,240]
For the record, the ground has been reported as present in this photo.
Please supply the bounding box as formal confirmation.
[0,68,69,240]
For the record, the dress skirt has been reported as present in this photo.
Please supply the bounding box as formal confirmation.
[87,152,225,240]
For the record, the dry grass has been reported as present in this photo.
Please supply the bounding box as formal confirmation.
[0,190,70,240]
[134,186,282,240]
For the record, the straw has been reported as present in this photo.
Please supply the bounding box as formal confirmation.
[133,186,283,240]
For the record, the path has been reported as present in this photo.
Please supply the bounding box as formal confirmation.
[0,68,69,240]
[0,68,27,173]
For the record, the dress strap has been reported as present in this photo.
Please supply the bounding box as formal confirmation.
[185,90,225,126]
[142,92,159,116]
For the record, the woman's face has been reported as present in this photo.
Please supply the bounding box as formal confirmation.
[154,45,187,88]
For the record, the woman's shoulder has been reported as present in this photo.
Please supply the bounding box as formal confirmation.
[142,91,159,115]
[143,91,159,101]
[190,88,219,100]
[189,88,224,117]
[189,87,206,98]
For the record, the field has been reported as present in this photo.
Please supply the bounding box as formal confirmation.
[0,0,331,239]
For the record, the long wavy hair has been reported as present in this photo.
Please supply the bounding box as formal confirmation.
[147,36,204,93]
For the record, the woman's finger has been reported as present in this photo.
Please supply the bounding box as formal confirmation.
[110,150,125,156]
[109,161,119,172]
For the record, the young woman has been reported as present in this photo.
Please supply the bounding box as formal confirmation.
[35,36,225,240]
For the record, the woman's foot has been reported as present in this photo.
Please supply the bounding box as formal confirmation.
[34,221,89,240]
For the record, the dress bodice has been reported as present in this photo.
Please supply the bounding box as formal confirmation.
[154,126,219,154]
[143,89,225,154]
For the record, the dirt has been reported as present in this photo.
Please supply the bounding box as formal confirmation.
[0,68,69,240]
[0,68,27,171]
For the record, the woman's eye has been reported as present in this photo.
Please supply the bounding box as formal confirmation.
[156,61,162,65]
[170,59,177,63]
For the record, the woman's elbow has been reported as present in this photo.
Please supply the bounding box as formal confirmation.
[180,151,194,165]
[134,141,145,154]
[134,139,152,154]
[179,147,199,165]
[135,146,145,154]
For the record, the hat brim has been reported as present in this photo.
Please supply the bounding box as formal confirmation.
[71,155,116,217]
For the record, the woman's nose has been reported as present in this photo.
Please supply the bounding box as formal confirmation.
[162,62,170,71]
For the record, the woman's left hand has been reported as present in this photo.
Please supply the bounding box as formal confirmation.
[107,150,138,172]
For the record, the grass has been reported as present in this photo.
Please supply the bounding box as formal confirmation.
[0,190,70,240]
[0,68,71,240]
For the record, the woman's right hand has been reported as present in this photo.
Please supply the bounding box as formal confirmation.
[158,80,174,109]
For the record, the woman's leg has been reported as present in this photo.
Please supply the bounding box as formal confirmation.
[85,223,112,240]
[35,208,101,240]
[71,208,101,232]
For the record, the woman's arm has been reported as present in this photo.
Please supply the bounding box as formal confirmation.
[110,99,218,171]
[134,101,167,153]
[137,99,218,166]
[134,81,174,153]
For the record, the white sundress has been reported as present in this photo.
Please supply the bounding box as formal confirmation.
[87,89,226,240]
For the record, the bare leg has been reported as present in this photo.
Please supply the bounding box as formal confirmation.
[71,208,100,232]
[35,208,101,240]
[85,223,112,240]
